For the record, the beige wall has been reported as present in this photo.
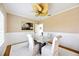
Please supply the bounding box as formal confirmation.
[41,6,79,33]
[7,14,36,32]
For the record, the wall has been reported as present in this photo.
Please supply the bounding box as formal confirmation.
[5,32,34,45]
[7,14,36,32]
[5,32,79,51]
[0,4,7,56]
[0,4,7,33]
[41,6,79,33]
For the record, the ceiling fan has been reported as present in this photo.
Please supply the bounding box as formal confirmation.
[32,3,51,16]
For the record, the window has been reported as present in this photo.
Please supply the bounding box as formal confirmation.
[0,11,4,47]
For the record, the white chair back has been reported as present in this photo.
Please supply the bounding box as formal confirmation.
[27,34,40,56]
[52,34,62,56]
[27,34,34,55]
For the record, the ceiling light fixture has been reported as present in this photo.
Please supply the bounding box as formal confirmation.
[32,3,48,16]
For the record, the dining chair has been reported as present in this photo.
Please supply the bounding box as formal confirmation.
[27,34,39,56]
[41,34,62,56]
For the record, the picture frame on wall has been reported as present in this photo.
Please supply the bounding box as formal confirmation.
[21,22,33,30]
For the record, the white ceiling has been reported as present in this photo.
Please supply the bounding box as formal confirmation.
[3,3,79,20]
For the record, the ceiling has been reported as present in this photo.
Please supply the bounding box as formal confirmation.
[3,3,79,20]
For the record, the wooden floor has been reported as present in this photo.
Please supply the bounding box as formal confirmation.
[4,45,11,56]
[3,44,79,56]
[59,45,79,54]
